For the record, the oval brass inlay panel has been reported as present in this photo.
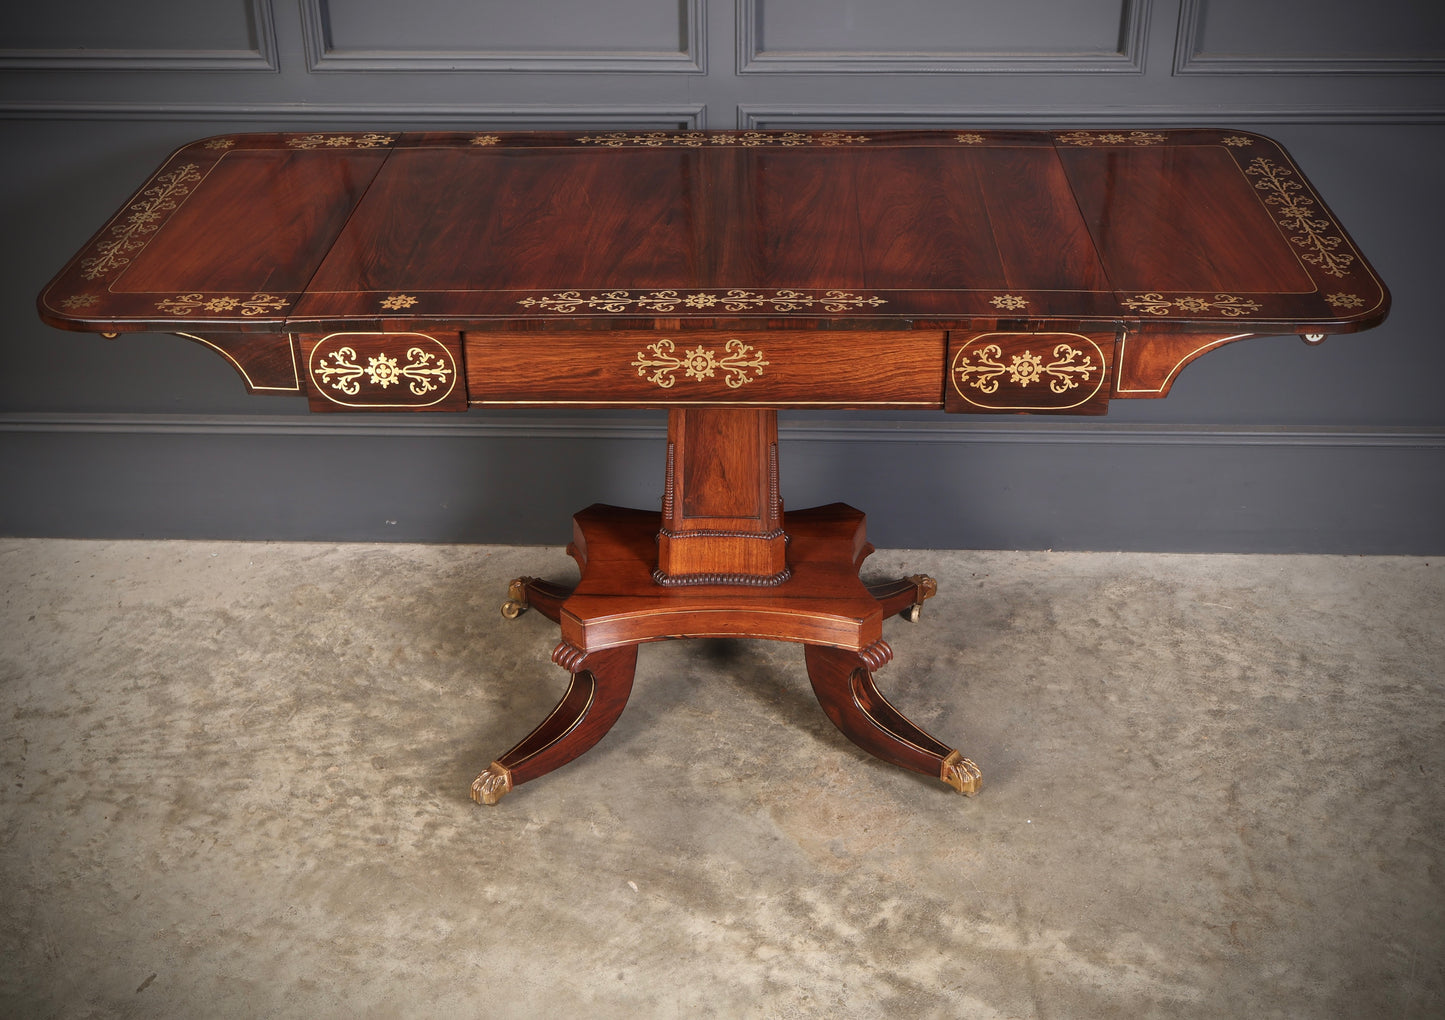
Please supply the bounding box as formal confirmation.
[309,332,457,409]
[950,332,1106,411]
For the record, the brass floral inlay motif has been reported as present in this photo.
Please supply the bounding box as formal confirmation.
[955,342,1097,395]
[955,133,985,144]
[991,294,1028,311]
[155,292,289,316]
[203,138,236,150]
[518,288,886,314]
[59,294,98,310]
[632,338,768,389]
[286,133,395,150]
[80,163,204,281]
[1221,135,1253,148]
[471,134,501,146]
[1245,157,1355,279]
[1326,293,1364,309]
[1122,293,1262,317]
[381,294,418,310]
[1057,130,1166,146]
[314,345,453,397]
[577,131,868,148]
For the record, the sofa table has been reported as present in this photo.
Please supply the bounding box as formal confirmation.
[39,129,1388,804]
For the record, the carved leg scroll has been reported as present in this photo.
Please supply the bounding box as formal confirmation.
[865,573,938,623]
[471,642,639,804]
[803,642,980,796]
[500,576,573,623]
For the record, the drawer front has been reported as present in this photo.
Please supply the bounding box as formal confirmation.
[466,330,945,408]
[301,331,467,412]
[945,331,1117,414]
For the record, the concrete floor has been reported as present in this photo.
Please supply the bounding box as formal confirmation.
[0,538,1441,1018]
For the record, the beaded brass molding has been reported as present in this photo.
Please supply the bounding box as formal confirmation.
[517,288,886,314]
[80,163,204,281]
[632,338,768,390]
[578,130,868,148]
[1122,293,1262,317]
[1245,157,1355,279]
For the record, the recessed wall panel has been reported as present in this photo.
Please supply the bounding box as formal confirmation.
[1178,0,1445,72]
[745,0,1143,72]
[310,0,700,71]
[0,0,275,70]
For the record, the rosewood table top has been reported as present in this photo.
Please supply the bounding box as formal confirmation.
[39,129,1389,804]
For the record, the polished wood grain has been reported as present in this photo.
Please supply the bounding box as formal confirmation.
[41,129,1388,342]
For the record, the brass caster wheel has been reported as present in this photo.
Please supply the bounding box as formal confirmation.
[501,599,527,620]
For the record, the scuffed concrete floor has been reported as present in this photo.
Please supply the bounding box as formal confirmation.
[0,538,1441,1019]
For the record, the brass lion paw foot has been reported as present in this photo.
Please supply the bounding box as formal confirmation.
[470,762,513,805]
[940,750,982,796]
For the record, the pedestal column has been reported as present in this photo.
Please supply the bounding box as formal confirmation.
[654,407,790,586]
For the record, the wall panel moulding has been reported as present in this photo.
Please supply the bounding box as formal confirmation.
[300,0,706,73]
[1174,0,1445,74]
[0,0,279,71]
[738,0,1148,73]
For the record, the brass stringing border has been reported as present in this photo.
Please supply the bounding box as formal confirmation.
[517,288,886,314]
[80,163,203,281]
[632,339,768,390]
[1245,157,1355,279]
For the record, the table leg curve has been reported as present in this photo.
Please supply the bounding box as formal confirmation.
[803,642,981,796]
[471,642,639,805]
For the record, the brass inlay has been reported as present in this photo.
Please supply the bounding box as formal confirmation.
[1122,293,1262,317]
[1245,157,1355,279]
[203,138,235,150]
[1221,135,1253,148]
[59,294,98,310]
[80,163,203,281]
[990,294,1028,311]
[518,288,886,314]
[380,294,418,310]
[632,338,768,390]
[471,134,501,146]
[1057,130,1166,146]
[577,130,868,148]
[286,133,395,149]
[155,292,289,316]
[1326,293,1364,309]
[314,345,453,398]
[954,341,1097,396]
[955,133,985,144]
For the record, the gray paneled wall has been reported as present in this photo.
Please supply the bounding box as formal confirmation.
[2,0,1442,552]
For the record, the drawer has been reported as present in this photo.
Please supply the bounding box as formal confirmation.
[466,330,945,409]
